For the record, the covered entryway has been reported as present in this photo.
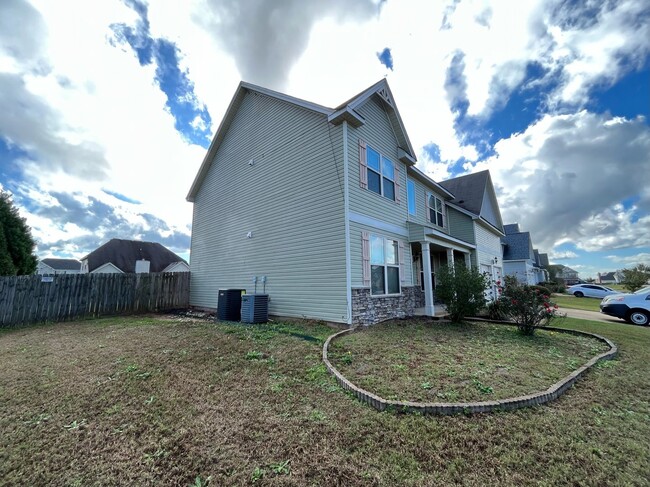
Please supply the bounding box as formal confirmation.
[408,223,475,317]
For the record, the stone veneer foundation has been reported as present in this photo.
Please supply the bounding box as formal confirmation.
[352,287,424,325]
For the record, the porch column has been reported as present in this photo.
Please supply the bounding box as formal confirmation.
[464,252,471,269]
[421,242,435,317]
[446,248,455,272]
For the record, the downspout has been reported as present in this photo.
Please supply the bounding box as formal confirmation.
[343,121,352,325]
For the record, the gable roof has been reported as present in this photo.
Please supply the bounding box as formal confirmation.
[438,170,504,232]
[187,79,417,202]
[599,271,616,280]
[504,223,520,235]
[502,231,534,261]
[82,239,187,273]
[40,258,82,271]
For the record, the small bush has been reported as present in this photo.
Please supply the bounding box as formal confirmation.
[529,284,552,296]
[435,264,490,323]
[540,281,566,294]
[485,299,507,321]
[498,280,559,335]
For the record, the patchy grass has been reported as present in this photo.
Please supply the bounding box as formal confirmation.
[553,294,602,312]
[329,321,609,402]
[1,315,649,486]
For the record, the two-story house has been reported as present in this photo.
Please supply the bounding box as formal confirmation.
[501,224,549,285]
[187,80,505,325]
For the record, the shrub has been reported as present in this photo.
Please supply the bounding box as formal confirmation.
[485,299,507,321]
[435,263,490,323]
[498,280,559,335]
[529,284,552,296]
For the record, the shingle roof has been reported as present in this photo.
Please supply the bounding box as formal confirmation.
[41,258,82,271]
[82,239,186,273]
[504,224,521,235]
[502,232,533,260]
[438,170,490,215]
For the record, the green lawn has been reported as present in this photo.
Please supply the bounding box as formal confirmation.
[330,321,609,402]
[552,293,602,311]
[1,315,649,486]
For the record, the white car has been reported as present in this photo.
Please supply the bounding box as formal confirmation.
[600,287,650,326]
[567,284,618,299]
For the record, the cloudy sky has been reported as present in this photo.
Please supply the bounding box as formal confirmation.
[1,0,649,279]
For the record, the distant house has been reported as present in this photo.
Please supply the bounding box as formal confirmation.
[36,258,82,275]
[81,239,189,274]
[597,271,618,284]
[501,224,547,285]
[552,264,580,284]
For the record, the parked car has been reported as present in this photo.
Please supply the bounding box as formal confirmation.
[600,287,650,326]
[567,284,617,298]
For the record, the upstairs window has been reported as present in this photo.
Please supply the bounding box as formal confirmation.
[427,193,445,228]
[367,146,395,200]
[359,140,400,203]
[407,179,416,216]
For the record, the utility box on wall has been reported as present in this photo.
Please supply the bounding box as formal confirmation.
[241,294,269,324]
[217,289,246,321]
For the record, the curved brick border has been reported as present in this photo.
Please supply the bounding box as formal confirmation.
[322,325,618,415]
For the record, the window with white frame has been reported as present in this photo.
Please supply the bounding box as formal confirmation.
[370,235,400,295]
[367,146,396,201]
[428,193,445,228]
[407,179,416,216]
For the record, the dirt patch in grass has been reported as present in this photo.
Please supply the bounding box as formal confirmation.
[329,320,610,402]
[1,315,649,486]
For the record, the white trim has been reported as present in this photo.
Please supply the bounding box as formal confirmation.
[328,107,365,127]
[349,211,409,238]
[343,121,352,325]
[90,262,124,274]
[407,165,455,199]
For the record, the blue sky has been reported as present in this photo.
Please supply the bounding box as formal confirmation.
[0,0,649,278]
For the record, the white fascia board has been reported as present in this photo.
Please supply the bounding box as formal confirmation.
[241,82,333,115]
[423,226,476,249]
[328,107,366,127]
[477,216,505,236]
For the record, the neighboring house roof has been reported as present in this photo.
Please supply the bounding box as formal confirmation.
[599,271,616,281]
[504,223,520,235]
[187,79,417,202]
[538,253,550,267]
[438,170,504,233]
[502,231,534,261]
[82,239,187,273]
[40,258,82,271]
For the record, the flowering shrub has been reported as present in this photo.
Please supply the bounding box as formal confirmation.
[498,279,560,335]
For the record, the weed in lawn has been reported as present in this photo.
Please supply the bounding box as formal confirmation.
[245,351,264,360]
[23,413,50,426]
[473,379,494,395]
[421,382,433,390]
[63,419,87,430]
[309,409,327,421]
[251,467,265,483]
[189,475,212,487]
[270,460,290,475]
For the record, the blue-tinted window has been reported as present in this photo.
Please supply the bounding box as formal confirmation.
[365,146,396,202]
[407,180,416,215]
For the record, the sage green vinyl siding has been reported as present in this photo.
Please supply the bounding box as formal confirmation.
[347,97,408,226]
[407,177,450,233]
[189,90,348,323]
[447,207,475,244]
[350,220,413,288]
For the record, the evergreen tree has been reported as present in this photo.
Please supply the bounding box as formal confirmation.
[0,191,38,276]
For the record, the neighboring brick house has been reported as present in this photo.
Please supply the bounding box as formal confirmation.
[187,80,506,325]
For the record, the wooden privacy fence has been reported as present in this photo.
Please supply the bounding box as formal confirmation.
[0,272,190,327]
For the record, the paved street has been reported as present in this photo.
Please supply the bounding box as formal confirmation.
[558,307,626,325]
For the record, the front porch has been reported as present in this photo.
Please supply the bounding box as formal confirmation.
[408,222,476,318]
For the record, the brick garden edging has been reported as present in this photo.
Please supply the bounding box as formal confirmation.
[322,324,618,415]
